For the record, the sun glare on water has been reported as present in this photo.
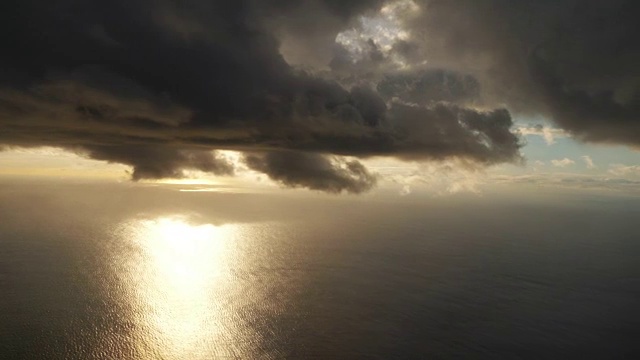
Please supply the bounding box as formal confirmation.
[122,216,242,358]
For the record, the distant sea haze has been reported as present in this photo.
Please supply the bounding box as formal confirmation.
[1,180,638,359]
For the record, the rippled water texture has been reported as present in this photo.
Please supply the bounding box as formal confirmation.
[1,181,639,358]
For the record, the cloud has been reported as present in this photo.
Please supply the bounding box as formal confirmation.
[3,0,638,192]
[244,151,377,193]
[412,0,640,147]
[377,69,480,105]
[379,158,486,196]
[83,146,235,181]
[0,0,526,193]
[551,158,575,168]
[531,160,546,172]
[608,164,640,177]
[517,125,568,145]
[582,155,596,169]
[491,173,640,194]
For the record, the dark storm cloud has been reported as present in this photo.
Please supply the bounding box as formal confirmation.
[245,151,377,193]
[84,145,234,180]
[0,0,549,192]
[403,0,640,147]
[377,70,481,105]
[386,103,521,163]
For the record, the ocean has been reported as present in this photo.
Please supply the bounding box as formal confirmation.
[1,180,638,359]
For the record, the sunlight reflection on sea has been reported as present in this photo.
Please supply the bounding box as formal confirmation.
[108,216,279,359]
[2,182,638,359]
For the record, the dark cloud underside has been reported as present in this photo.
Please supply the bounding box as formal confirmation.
[245,151,377,193]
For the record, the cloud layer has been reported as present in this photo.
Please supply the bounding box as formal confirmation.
[401,0,640,146]
[1,0,637,192]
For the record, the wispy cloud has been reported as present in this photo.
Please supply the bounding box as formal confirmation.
[491,173,640,194]
[531,160,546,172]
[518,126,568,145]
[582,155,596,169]
[375,159,485,196]
[608,164,640,177]
[551,158,575,168]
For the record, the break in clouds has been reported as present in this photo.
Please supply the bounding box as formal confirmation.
[0,0,638,193]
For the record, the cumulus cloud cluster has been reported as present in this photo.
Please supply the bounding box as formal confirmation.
[0,0,637,192]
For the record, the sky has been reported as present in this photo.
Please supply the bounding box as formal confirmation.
[0,0,638,196]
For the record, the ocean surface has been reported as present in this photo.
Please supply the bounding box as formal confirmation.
[1,180,639,359]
